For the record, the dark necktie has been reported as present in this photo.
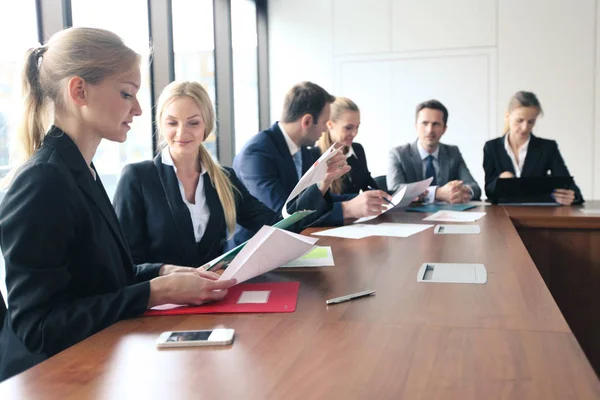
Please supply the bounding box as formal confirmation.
[425,155,437,186]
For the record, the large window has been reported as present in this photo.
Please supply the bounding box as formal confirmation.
[0,0,39,179]
[232,0,259,154]
[71,0,154,199]
[172,0,218,159]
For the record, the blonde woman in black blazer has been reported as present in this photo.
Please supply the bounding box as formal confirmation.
[483,91,583,204]
[113,81,343,267]
[0,28,235,381]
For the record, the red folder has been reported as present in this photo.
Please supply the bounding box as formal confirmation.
[144,281,300,316]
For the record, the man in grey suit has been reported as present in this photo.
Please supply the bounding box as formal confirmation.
[387,100,481,203]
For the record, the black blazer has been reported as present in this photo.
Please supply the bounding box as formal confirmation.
[0,127,161,381]
[113,155,332,267]
[483,134,583,203]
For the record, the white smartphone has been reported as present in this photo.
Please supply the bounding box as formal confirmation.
[156,329,235,348]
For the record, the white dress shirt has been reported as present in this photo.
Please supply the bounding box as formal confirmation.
[345,145,357,159]
[504,134,530,178]
[161,147,210,243]
[417,142,440,203]
[278,122,300,157]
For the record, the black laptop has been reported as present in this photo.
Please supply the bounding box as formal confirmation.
[490,176,574,204]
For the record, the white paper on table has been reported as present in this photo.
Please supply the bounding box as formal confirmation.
[282,143,341,218]
[423,210,486,222]
[365,223,434,237]
[313,223,432,239]
[219,225,318,283]
[312,224,374,239]
[580,208,600,215]
[393,177,434,208]
[281,246,334,267]
[354,186,408,223]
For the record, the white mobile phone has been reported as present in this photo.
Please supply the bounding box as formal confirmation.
[156,329,235,348]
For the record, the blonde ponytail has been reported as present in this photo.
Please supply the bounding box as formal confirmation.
[156,81,239,236]
[4,27,140,187]
[317,97,360,194]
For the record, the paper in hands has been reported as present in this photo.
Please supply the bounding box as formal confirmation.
[353,186,407,223]
[282,142,342,218]
[219,225,318,284]
[394,177,434,208]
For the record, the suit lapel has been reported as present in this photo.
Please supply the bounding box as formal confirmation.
[409,141,424,181]
[153,156,197,261]
[437,144,450,185]
[43,129,133,264]
[268,123,300,188]
[498,136,516,175]
[521,134,541,177]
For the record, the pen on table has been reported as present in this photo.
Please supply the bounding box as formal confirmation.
[367,185,395,207]
[326,290,376,305]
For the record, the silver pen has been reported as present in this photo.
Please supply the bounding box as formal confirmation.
[326,290,376,305]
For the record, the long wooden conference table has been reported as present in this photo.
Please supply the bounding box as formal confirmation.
[1,204,600,399]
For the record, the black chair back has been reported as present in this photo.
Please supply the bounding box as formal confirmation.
[374,175,388,192]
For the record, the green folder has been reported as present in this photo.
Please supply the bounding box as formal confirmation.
[206,210,316,271]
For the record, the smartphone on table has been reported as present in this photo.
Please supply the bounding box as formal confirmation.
[156,329,235,348]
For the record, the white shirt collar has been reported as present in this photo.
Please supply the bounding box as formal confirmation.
[161,146,206,175]
[278,122,300,156]
[504,134,530,178]
[345,145,356,159]
[417,140,439,160]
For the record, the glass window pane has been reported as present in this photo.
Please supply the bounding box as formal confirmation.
[172,0,218,160]
[0,1,39,179]
[231,0,259,154]
[71,0,154,200]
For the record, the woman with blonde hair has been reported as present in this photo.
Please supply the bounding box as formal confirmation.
[113,80,339,267]
[0,28,238,381]
[312,96,390,224]
[483,91,583,204]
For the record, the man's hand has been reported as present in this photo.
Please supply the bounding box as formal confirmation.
[435,180,471,204]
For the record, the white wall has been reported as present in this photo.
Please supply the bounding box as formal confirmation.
[269,0,599,199]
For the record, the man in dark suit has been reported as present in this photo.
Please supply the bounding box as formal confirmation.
[387,100,481,203]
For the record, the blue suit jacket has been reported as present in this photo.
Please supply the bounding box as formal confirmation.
[231,123,340,246]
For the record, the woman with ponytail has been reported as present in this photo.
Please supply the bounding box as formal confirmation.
[311,97,390,223]
[0,28,235,381]
[113,81,333,267]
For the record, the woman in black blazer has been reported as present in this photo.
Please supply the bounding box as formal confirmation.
[0,28,235,381]
[113,81,337,267]
[311,97,390,221]
[483,91,583,204]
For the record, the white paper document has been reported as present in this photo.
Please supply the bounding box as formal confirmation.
[394,177,434,208]
[354,186,408,223]
[423,210,486,223]
[282,143,341,218]
[580,208,600,215]
[219,226,318,283]
[313,223,433,239]
[280,246,335,267]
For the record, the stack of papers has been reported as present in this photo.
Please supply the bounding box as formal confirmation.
[423,211,486,223]
[281,246,334,268]
[313,223,433,239]
[206,210,316,270]
[219,226,318,283]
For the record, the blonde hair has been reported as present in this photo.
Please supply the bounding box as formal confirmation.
[503,91,543,134]
[317,97,359,194]
[5,27,140,185]
[156,81,239,236]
